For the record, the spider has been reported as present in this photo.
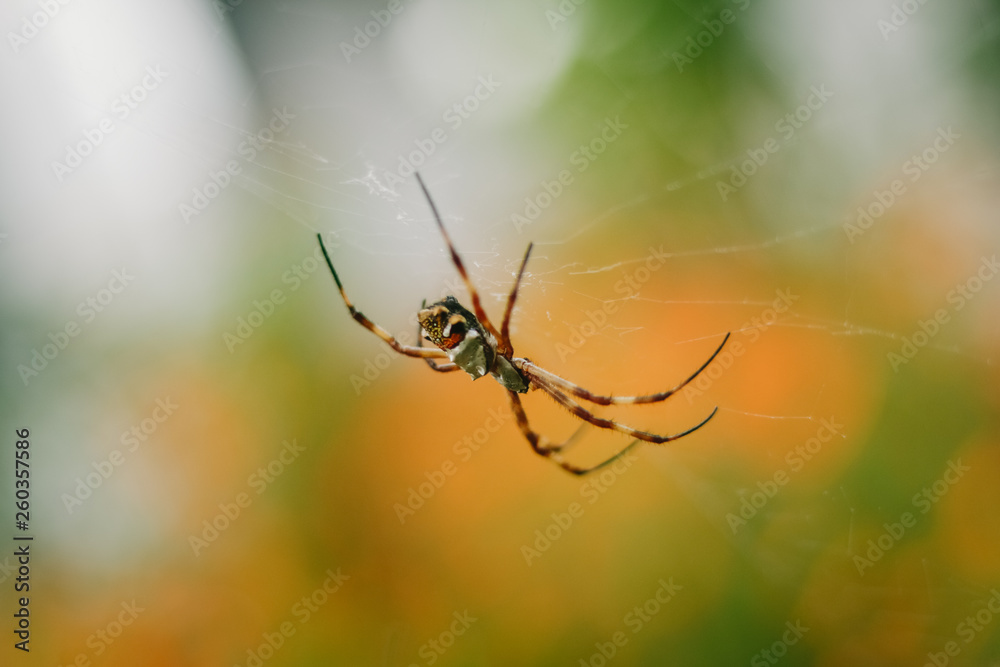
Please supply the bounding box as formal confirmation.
[317,173,730,475]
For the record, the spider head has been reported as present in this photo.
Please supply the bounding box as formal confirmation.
[418,296,496,380]
[417,296,472,351]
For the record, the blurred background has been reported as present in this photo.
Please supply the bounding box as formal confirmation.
[2,0,999,665]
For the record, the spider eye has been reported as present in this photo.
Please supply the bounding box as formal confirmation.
[443,313,467,337]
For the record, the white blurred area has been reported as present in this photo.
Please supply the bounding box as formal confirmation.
[0,0,257,323]
[0,0,256,572]
[0,0,588,332]
[750,0,982,194]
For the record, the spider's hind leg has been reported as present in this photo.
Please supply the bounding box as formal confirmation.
[507,391,641,476]
[536,377,720,445]
[519,332,732,407]
[545,423,587,454]
[564,439,642,476]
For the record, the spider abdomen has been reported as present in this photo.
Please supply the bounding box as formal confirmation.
[492,354,529,393]
[449,329,494,379]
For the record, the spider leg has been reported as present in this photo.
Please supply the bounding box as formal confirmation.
[499,242,533,355]
[533,376,719,444]
[414,173,509,353]
[508,391,642,476]
[424,360,459,372]
[517,332,731,406]
[416,318,460,372]
[318,234,447,360]
[550,422,589,454]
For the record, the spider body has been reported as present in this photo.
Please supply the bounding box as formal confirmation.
[418,296,530,392]
[318,173,729,475]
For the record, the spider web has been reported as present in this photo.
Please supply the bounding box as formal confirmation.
[205,0,998,429]
[6,0,999,664]
[10,0,994,586]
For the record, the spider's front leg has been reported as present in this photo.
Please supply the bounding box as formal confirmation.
[415,173,511,355]
[416,317,460,373]
[318,234,447,360]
